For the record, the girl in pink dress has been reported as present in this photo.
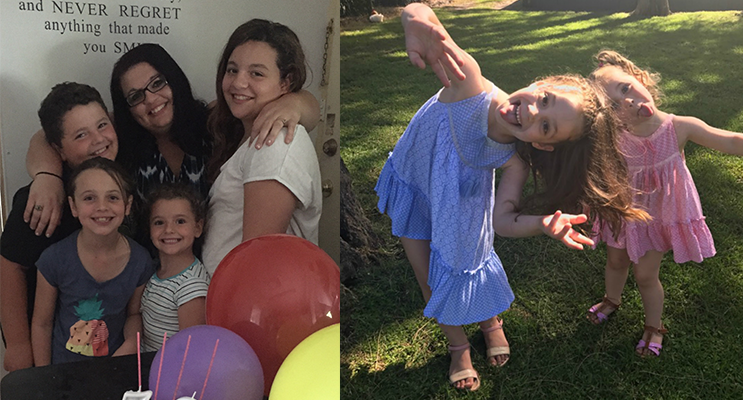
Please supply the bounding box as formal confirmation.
[587,50,743,356]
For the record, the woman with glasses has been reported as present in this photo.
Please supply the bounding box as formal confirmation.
[111,44,212,203]
[23,43,320,240]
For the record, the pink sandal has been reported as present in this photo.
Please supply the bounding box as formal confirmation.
[447,343,480,391]
[481,317,510,367]
[587,296,621,324]
[635,324,668,357]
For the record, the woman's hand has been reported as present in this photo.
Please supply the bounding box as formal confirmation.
[540,210,595,250]
[249,94,303,149]
[402,3,465,87]
[23,174,65,237]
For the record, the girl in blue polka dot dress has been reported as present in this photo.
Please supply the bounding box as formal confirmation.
[375,4,650,391]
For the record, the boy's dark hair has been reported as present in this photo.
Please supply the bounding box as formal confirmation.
[38,82,108,148]
[144,182,206,224]
[67,157,135,201]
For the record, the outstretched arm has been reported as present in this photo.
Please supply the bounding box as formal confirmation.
[25,130,65,237]
[402,3,491,102]
[493,155,594,249]
[674,115,743,155]
[248,89,321,149]
[402,3,466,87]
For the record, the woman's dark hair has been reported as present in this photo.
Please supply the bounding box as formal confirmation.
[515,74,649,237]
[110,43,210,172]
[207,19,307,181]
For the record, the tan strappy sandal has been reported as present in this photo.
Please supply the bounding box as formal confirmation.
[447,343,480,391]
[481,317,510,367]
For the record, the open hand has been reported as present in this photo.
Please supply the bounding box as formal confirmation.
[23,174,64,237]
[249,94,301,149]
[541,210,594,250]
[404,15,465,87]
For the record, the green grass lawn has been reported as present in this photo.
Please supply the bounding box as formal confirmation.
[341,9,743,399]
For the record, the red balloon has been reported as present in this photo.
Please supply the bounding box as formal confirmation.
[205,234,340,396]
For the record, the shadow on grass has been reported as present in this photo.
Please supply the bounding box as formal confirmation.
[343,309,743,399]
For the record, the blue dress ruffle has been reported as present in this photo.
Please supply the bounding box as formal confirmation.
[375,87,517,325]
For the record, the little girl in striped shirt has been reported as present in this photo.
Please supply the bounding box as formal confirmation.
[140,183,210,351]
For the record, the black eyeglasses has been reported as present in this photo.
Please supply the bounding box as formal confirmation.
[125,75,168,107]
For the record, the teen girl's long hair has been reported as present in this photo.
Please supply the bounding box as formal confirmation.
[207,19,307,182]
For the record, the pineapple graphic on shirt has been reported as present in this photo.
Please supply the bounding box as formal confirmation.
[66,294,109,356]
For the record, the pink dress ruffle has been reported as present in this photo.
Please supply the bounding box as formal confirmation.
[595,114,716,264]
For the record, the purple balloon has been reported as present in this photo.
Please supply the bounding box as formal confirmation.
[148,325,263,400]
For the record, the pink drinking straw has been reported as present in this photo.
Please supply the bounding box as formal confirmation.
[154,332,167,399]
[198,339,220,400]
[172,335,192,400]
[137,332,142,390]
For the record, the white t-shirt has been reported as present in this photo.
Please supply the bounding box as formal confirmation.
[202,125,322,275]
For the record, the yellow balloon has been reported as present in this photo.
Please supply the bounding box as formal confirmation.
[269,324,340,400]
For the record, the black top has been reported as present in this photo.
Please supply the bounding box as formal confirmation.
[0,182,80,325]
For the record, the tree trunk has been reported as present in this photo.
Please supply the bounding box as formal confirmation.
[340,156,381,283]
[632,0,671,16]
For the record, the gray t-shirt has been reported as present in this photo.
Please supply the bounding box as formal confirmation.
[37,230,153,364]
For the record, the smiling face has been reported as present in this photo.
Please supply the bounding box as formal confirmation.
[57,103,118,167]
[595,66,656,127]
[494,81,584,150]
[221,40,289,125]
[149,198,203,257]
[69,168,131,237]
[120,62,174,136]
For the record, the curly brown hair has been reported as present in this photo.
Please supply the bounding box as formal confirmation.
[590,50,663,105]
[516,74,649,236]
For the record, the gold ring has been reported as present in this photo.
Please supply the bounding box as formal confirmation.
[34,204,43,211]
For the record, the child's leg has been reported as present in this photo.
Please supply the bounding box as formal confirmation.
[441,324,478,390]
[400,237,433,300]
[479,315,509,367]
[632,250,665,355]
[588,246,630,324]
[400,237,478,389]
[605,246,631,304]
